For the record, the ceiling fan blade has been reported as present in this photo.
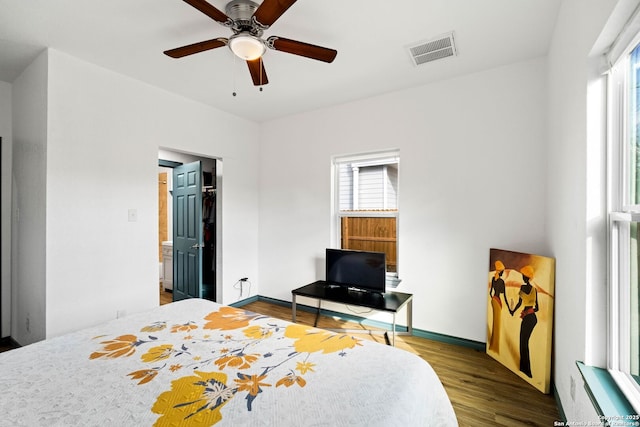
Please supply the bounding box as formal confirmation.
[164,38,228,58]
[246,58,269,86]
[267,36,337,63]
[253,0,297,27]
[183,0,231,25]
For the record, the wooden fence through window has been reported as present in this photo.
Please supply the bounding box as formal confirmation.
[340,216,397,272]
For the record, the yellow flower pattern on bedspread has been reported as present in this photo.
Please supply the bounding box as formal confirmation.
[89,305,363,426]
[89,334,142,359]
[152,371,232,426]
[285,324,362,354]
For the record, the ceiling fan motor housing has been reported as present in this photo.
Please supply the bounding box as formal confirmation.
[226,0,261,34]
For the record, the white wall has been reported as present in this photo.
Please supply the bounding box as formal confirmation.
[2,3,625,419]
[547,0,619,422]
[258,57,548,342]
[11,49,261,340]
[0,81,12,338]
[11,51,48,345]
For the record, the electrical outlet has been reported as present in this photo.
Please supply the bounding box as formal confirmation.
[25,314,30,333]
[570,375,576,401]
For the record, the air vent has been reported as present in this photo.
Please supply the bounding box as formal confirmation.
[407,32,457,66]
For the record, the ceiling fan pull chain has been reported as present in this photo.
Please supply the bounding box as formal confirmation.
[232,53,238,97]
[259,57,264,91]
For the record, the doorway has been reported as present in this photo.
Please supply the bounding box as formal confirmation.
[158,149,221,304]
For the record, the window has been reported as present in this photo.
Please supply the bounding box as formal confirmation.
[608,39,640,412]
[333,151,399,274]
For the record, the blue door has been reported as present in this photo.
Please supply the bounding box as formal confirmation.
[172,161,203,301]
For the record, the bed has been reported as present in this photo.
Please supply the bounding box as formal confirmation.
[0,298,457,426]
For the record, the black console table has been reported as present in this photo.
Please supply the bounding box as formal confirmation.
[291,280,413,346]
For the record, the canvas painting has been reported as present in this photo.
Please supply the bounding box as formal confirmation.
[487,248,555,393]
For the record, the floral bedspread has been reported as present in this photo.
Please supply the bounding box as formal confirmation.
[0,299,457,426]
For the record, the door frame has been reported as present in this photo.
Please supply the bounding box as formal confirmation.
[158,152,222,303]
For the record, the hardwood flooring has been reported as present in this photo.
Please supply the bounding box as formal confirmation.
[242,300,562,427]
[160,283,173,305]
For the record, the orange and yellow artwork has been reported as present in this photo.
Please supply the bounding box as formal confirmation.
[487,248,555,393]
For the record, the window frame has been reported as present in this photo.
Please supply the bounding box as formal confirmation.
[332,150,400,276]
[607,36,640,413]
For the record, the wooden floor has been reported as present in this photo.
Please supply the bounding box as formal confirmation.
[160,283,173,305]
[242,300,561,427]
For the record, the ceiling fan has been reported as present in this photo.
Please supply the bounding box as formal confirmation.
[164,0,338,86]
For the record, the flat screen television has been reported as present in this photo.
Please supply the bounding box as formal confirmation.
[325,248,386,293]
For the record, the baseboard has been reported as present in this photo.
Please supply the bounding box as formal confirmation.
[411,328,485,351]
[0,336,21,350]
[229,295,259,307]
[554,384,566,422]
[235,295,485,351]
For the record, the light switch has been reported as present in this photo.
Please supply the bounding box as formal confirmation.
[128,208,138,222]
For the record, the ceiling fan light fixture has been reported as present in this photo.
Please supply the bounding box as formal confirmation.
[165,0,338,86]
[229,34,265,60]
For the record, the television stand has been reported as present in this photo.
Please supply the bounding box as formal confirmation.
[291,280,413,346]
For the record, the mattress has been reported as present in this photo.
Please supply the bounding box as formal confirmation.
[0,298,457,426]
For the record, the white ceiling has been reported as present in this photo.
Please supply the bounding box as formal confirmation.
[0,0,561,123]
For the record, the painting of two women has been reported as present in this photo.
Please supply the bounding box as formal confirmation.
[487,248,555,394]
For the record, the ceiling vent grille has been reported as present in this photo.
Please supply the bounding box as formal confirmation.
[407,33,457,66]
